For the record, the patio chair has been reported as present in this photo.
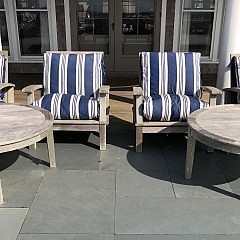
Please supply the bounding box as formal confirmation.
[22,51,110,150]
[0,51,15,103]
[133,52,222,152]
[223,54,240,104]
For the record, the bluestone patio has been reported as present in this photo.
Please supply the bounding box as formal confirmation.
[0,90,240,240]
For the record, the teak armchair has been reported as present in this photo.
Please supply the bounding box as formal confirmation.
[133,52,222,152]
[22,51,110,150]
[223,54,240,104]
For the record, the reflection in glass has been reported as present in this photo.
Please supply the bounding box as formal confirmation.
[180,12,214,56]
[17,11,49,55]
[16,0,47,9]
[0,12,9,52]
[184,0,215,10]
[122,0,154,55]
[0,0,4,9]
[76,0,109,54]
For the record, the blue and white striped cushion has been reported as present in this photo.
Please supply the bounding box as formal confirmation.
[143,94,208,121]
[140,52,202,98]
[43,52,105,98]
[33,94,99,120]
[0,55,6,100]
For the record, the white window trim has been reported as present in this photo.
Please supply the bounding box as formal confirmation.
[4,0,58,62]
[173,0,225,63]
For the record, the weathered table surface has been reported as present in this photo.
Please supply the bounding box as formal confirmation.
[0,103,56,204]
[185,104,240,179]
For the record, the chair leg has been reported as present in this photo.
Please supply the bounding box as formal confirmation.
[100,125,106,150]
[29,143,37,150]
[0,179,3,204]
[136,126,143,152]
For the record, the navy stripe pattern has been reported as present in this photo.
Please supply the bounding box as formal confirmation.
[0,55,6,100]
[33,94,99,120]
[43,52,105,98]
[143,95,208,121]
[140,52,202,98]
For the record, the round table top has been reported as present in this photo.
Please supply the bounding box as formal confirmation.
[0,104,53,146]
[187,104,240,153]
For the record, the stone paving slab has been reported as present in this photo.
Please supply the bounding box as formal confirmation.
[115,235,240,240]
[17,234,114,240]
[0,170,44,208]
[21,170,115,234]
[0,208,28,240]
[116,170,174,197]
[115,197,240,234]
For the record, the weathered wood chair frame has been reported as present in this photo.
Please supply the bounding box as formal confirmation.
[0,51,15,103]
[133,53,222,152]
[22,51,110,150]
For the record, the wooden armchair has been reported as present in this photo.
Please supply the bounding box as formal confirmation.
[22,51,110,150]
[223,54,240,104]
[0,51,15,103]
[133,52,222,152]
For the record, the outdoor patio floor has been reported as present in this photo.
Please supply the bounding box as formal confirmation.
[0,90,240,239]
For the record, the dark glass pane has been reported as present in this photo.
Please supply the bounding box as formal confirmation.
[0,12,9,52]
[180,12,214,56]
[16,0,47,9]
[0,0,4,9]
[122,19,137,34]
[122,0,154,55]
[138,19,154,34]
[184,0,215,10]
[76,0,109,53]
[17,11,49,55]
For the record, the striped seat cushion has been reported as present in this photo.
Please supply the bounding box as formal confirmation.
[143,94,208,121]
[43,52,105,98]
[0,55,6,100]
[140,52,202,98]
[33,94,99,120]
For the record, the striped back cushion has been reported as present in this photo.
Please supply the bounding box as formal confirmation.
[140,52,202,98]
[43,52,105,98]
[0,54,6,100]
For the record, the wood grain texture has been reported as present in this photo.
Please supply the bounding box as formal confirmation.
[185,104,240,179]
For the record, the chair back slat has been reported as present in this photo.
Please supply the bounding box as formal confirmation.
[43,51,105,98]
[139,52,202,98]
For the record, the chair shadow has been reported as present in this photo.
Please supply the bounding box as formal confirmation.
[110,93,133,104]
[125,133,240,200]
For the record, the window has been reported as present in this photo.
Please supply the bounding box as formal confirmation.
[16,0,49,56]
[0,0,9,51]
[2,0,57,61]
[122,0,155,55]
[174,0,224,61]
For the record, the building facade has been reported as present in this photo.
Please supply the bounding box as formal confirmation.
[0,0,226,84]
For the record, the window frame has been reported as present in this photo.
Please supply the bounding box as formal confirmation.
[173,0,225,63]
[3,0,58,62]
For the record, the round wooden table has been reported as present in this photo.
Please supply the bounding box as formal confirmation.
[0,103,56,203]
[185,104,240,179]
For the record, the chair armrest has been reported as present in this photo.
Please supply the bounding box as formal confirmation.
[202,86,222,106]
[22,84,43,105]
[222,87,240,104]
[22,84,43,93]
[133,86,143,96]
[223,87,240,93]
[99,85,110,95]
[202,86,222,96]
[133,86,143,125]
[99,85,110,124]
[0,83,15,103]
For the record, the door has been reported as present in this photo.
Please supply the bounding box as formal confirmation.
[69,0,160,73]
